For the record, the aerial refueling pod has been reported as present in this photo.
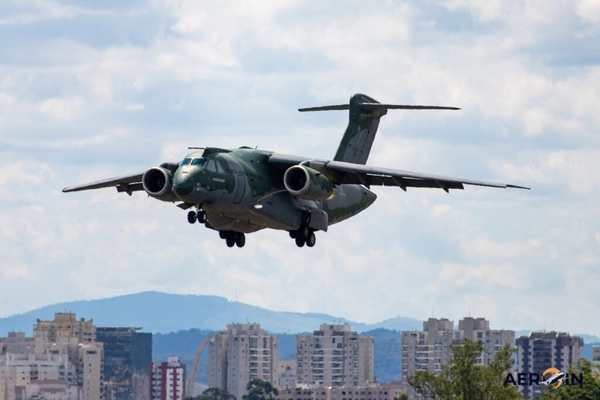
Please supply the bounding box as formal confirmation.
[284,165,336,201]
[142,167,178,202]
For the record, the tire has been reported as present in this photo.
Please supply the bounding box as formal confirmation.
[187,211,197,224]
[226,237,235,248]
[289,231,297,239]
[295,237,305,247]
[235,233,246,248]
[300,225,309,239]
[219,231,228,239]
[306,232,316,247]
[197,210,207,223]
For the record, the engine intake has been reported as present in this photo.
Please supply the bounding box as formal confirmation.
[284,165,335,201]
[142,167,177,201]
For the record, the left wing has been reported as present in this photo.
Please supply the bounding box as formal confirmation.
[268,153,530,191]
[62,172,145,195]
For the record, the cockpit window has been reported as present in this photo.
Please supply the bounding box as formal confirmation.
[191,158,206,166]
[180,158,192,167]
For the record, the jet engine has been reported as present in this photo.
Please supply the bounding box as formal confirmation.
[284,165,336,201]
[142,167,178,202]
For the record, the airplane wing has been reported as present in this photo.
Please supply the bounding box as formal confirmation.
[62,172,145,195]
[268,154,530,191]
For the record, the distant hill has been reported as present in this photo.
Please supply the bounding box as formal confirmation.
[0,291,423,336]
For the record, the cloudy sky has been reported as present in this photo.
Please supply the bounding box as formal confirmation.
[1,0,599,335]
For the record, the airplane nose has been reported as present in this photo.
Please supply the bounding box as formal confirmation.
[173,172,193,197]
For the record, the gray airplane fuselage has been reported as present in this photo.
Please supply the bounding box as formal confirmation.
[169,147,376,234]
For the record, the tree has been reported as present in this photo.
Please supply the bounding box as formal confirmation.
[407,339,521,400]
[407,369,455,399]
[539,358,600,400]
[393,393,409,400]
[185,387,236,400]
[242,379,279,400]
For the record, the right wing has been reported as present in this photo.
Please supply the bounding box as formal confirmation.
[62,172,145,195]
[325,160,530,191]
[268,153,530,192]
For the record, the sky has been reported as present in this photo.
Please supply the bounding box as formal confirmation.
[1,0,599,335]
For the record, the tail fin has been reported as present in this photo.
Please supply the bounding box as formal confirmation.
[299,93,460,165]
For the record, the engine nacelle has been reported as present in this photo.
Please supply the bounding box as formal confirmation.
[284,165,336,201]
[142,167,178,202]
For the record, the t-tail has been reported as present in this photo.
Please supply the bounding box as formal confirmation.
[299,93,460,165]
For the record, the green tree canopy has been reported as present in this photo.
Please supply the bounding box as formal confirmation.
[407,338,521,400]
[242,378,279,400]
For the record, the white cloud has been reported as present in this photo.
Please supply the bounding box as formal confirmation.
[0,0,599,335]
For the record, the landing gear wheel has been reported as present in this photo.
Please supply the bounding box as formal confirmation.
[306,232,316,247]
[219,231,227,239]
[226,236,235,248]
[295,236,305,247]
[300,225,310,239]
[197,210,207,223]
[187,211,197,224]
[235,233,246,248]
[289,231,297,239]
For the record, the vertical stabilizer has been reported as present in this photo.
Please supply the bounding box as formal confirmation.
[333,93,386,164]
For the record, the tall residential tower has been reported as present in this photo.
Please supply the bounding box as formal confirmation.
[208,324,279,400]
[296,324,374,387]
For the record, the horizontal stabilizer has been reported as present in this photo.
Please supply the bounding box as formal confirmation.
[299,103,460,112]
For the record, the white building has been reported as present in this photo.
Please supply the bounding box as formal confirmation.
[208,323,279,400]
[0,352,78,400]
[33,313,104,400]
[296,324,374,387]
[402,317,515,400]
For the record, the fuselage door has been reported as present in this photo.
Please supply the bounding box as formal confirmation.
[233,175,245,204]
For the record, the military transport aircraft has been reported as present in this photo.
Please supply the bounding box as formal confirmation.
[63,93,529,248]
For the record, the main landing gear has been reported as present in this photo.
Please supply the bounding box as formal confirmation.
[289,225,316,248]
[187,209,207,224]
[219,231,246,248]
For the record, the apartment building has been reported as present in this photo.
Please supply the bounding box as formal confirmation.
[0,352,77,400]
[296,324,374,387]
[151,357,186,400]
[0,332,34,355]
[401,317,515,399]
[516,331,583,398]
[208,323,279,400]
[458,317,516,366]
[33,313,104,400]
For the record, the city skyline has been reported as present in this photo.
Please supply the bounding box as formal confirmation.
[1,1,599,336]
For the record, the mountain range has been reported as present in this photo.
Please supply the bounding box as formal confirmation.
[1,291,598,343]
[0,291,423,336]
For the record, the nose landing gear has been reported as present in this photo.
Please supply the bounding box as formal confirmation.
[187,209,207,224]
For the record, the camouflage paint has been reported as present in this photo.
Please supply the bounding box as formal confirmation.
[171,147,376,233]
